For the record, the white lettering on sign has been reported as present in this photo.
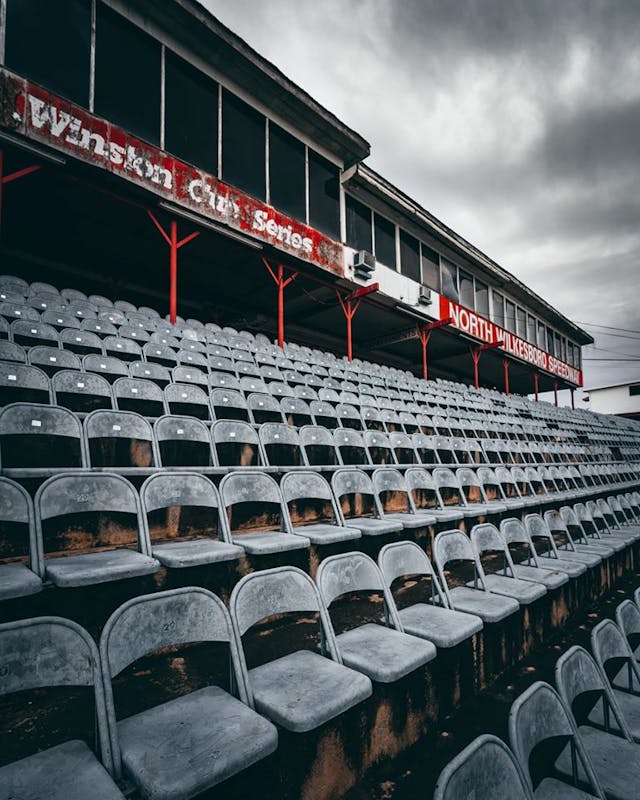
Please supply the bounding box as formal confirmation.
[441,296,582,385]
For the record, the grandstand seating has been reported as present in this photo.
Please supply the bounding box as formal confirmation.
[1,274,640,797]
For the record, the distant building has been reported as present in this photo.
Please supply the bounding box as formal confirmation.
[584,380,640,419]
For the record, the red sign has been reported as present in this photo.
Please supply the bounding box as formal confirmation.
[439,296,583,386]
[0,69,344,275]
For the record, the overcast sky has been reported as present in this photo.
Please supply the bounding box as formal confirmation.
[204,0,640,401]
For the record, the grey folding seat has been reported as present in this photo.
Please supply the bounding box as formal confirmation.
[294,384,318,402]
[616,600,640,661]
[128,361,170,388]
[28,344,81,376]
[230,566,372,731]
[500,518,569,589]
[336,403,364,430]
[0,301,40,322]
[150,331,180,348]
[104,335,142,363]
[319,387,340,405]
[29,281,58,296]
[331,469,403,537]
[60,327,104,355]
[209,353,235,374]
[0,477,42,600]
[592,498,640,543]
[115,299,137,314]
[555,647,640,800]
[525,466,551,501]
[362,405,384,431]
[496,466,537,508]
[0,616,125,799]
[11,319,59,349]
[154,415,215,467]
[559,506,618,556]
[141,475,243,568]
[398,411,420,434]
[52,370,113,413]
[433,468,481,519]
[281,471,361,544]
[0,274,28,294]
[0,339,26,363]
[609,496,640,535]
[470,524,547,603]
[299,424,340,467]
[457,467,508,514]
[411,433,439,465]
[0,402,86,469]
[82,354,129,383]
[125,314,156,333]
[208,342,232,361]
[42,308,82,331]
[84,409,158,468]
[433,529,520,623]
[378,540,483,648]
[179,335,207,353]
[434,734,533,800]
[543,510,604,567]
[381,408,404,433]
[259,422,307,467]
[509,681,606,799]
[61,288,87,302]
[143,342,178,368]
[220,472,309,554]
[434,435,458,464]
[333,428,371,465]
[310,399,339,429]
[36,472,159,587]
[364,430,396,466]
[389,431,419,465]
[478,466,525,511]
[177,348,208,370]
[247,392,283,424]
[89,294,114,309]
[26,293,66,314]
[163,382,210,421]
[113,376,167,418]
[372,467,436,529]
[116,325,150,346]
[316,551,436,682]
[280,396,313,427]
[211,388,250,422]
[235,359,259,378]
[170,364,207,389]
[208,370,240,392]
[212,419,264,467]
[591,619,640,739]
[267,381,294,399]
[451,437,476,465]
[404,467,465,523]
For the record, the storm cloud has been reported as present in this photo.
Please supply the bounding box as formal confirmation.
[203,0,640,397]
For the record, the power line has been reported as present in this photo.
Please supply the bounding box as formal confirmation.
[582,357,640,362]
[576,321,640,337]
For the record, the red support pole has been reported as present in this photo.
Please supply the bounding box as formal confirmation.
[417,327,431,380]
[570,387,575,410]
[336,291,361,362]
[262,258,299,348]
[470,347,482,389]
[553,380,559,407]
[502,358,510,395]
[148,211,200,324]
[0,149,41,236]
[533,371,539,401]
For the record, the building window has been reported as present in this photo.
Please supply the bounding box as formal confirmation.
[399,230,420,282]
[555,333,562,360]
[527,314,537,345]
[629,384,640,396]
[537,321,546,349]
[373,213,397,270]
[505,300,516,333]
[516,307,526,338]
[459,269,474,309]
[95,4,161,144]
[5,0,91,107]
[475,280,489,317]
[547,328,555,355]
[421,245,441,292]
[222,90,266,201]
[269,122,306,222]
[308,150,340,240]
[441,259,459,302]
[165,51,218,173]
[493,291,505,327]
[345,195,372,253]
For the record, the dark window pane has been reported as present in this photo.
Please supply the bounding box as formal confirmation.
[399,231,420,282]
[516,307,526,337]
[95,5,160,143]
[475,280,489,316]
[269,123,305,221]
[374,213,396,269]
[493,290,504,327]
[505,301,516,333]
[308,150,340,239]
[6,0,90,106]
[537,321,546,349]
[555,333,562,360]
[345,195,372,252]
[527,315,537,344]
[165,51,217,173]
[459,269,474,308]
[628,384,639,397]
[222,90,265,200]
[547,328,555,355]
[421,245,441,292]
[442,259,459,302]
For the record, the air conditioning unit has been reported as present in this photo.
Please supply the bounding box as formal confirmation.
[418,289,432,305]
[353,250,376,279]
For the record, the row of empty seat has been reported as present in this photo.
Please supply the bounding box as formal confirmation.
[434,590,640,799]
